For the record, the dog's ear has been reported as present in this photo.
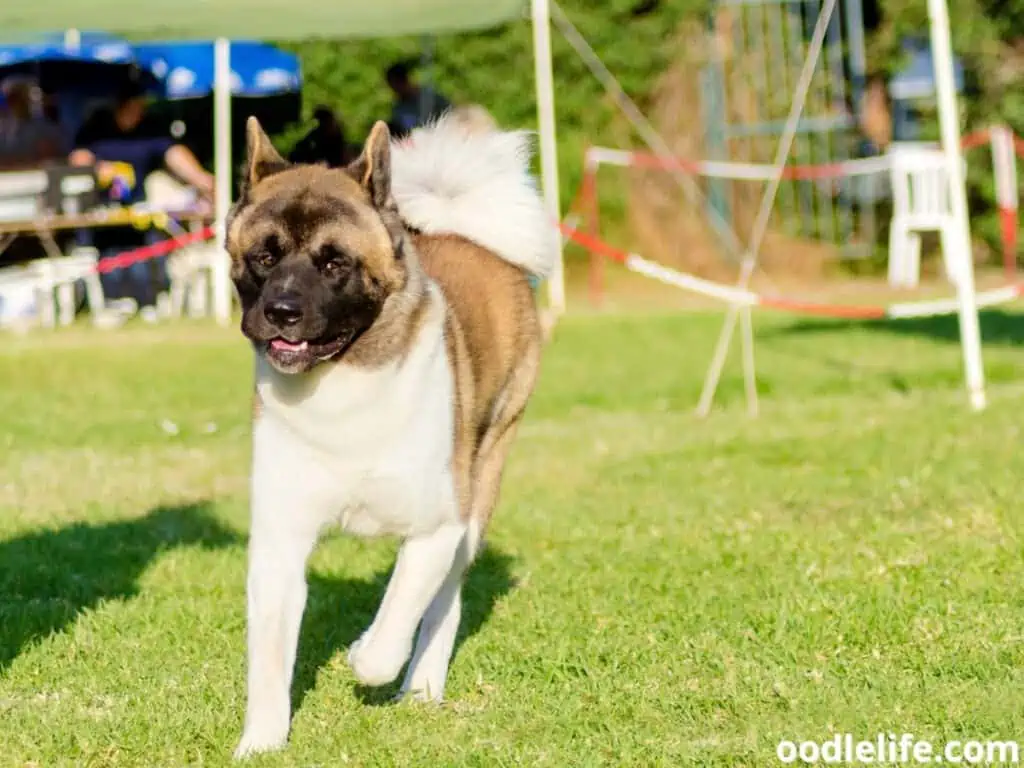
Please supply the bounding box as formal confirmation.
[242,116,289,193]
[346,120,391,208]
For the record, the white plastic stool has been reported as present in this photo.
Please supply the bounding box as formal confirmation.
[31,247,106,327]
[168,242,218,318]
[887,143,969,289]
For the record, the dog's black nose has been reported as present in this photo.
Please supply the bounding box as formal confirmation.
[264,296,303,327]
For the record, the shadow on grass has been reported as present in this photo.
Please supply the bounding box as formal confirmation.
[293,544,516,710]
[771,308,1024,346]
[0,502,239,672]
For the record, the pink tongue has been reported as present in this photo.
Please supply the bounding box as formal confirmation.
[271,339,309,352]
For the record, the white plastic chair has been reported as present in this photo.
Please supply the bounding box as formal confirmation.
[30,248,106,327]
[167,242,218,318]
[887,143,968,289]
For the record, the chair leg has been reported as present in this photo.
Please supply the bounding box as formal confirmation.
[33,265,57,329]
[939,223,966,286]
[171,274,186,318]
[85,273,106,323]
[889,221,912,288]
[191,271,210,318]
[905,232,921,289]
[57,281,76,326]
[888,223,902,287]
[37,286,56,328]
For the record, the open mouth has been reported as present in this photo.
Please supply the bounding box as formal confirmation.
[269,338,310,355]
[265,333,352,370]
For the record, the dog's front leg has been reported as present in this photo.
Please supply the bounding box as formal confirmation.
[235,480,318,758]
[348,521,468,687]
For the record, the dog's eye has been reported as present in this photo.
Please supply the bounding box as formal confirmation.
[322,258,347,277]
[318,245,351,277]
[256,251,279,269]
[249,236,283,271]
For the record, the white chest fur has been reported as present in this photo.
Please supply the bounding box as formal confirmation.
[251,302,457,539]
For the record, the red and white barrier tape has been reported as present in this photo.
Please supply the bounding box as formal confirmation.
[577,124,1022,301]
[585,127,1007,181]
[587,146,892,180]
[94,226,215,274]
[559,221,1023,320]
[986,125,1021,280]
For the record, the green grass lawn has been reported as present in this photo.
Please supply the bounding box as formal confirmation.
[1,309,1023,766]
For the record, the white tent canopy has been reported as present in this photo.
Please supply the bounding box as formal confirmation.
[0,1,526,40]
[1,0,565,322]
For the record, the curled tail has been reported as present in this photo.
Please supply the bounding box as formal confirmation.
[390,114,558,279]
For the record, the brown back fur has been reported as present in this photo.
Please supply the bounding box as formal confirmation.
[414,232,542,526]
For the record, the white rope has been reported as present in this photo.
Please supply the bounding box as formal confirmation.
[697,0,839,417]
[587,146,892,180]
[888,284,1021,318]
[740,302,759,416]
[624,254,759,306]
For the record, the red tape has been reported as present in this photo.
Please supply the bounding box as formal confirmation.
[95,226,216,274]
[759,295,887,319]
[558,220,1020,321]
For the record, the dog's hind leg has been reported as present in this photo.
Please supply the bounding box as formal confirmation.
[398,517,483,701]
[401,349,538,701]
[347,489,466,688]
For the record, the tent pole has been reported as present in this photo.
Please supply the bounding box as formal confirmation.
[213,37,233,325]
[419,35,435,124]
[531,0,565,315]
[928,0,985,410]
[64,29,80,53]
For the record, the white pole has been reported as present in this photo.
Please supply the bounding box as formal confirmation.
[64,29,81,54]
[531,0,565,314]
[212,37,233,325]
[928,0,986,410]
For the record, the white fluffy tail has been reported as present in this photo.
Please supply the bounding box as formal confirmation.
[390,114,558,279]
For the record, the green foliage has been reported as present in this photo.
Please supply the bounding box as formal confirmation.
[277,0,1020,264]
[276,1,706,209]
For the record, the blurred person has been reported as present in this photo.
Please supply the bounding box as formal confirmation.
[71,80,214,198]
[385,59,451,138]
[70,80,215,321]
[288,105,357,167]
[0,77,64,169]
[41,90,60,125]
[858,74,892,153]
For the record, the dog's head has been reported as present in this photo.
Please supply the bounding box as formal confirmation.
[226,117,407,374]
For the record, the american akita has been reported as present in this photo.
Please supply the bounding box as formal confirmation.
[226,114,556,757]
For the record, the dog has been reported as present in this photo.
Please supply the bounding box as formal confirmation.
[226,113,557,757]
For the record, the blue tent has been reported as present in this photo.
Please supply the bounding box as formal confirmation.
[0,31,152,94]
[126,40,302,169]
[889,37,965,101]
[0,31,156,148]
[131,40,301,100]
[0,31,134,69]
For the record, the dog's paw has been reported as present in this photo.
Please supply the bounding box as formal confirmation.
[233,726,288,760]
[398,683,445,703]
[399,674,447,703]
[347,630,410,687]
